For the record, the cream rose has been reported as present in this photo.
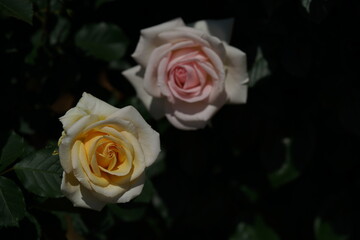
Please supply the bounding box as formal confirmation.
[122,18,248,130]
[58,92,160,211]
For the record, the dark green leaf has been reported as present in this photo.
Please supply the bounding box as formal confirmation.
[50,17,70,46]
[52,211,89,236]
[249,47,271,87]
[107,203,146,222]
[0,131,26,172]
[302,0,312,13]
[25,30,43,65]
[314,218,348,240]
[0,0,33,24]
[75,22,128,61]
[240,185,258,203]
[14,148,63,198]
[230,216,280,240]
[269,138,300,188]
[0,176,26,227]
[95,0,115,8]
[25,212,42,240]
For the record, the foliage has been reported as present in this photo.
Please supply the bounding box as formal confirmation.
[1,0,359,239]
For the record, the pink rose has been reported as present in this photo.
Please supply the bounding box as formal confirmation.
[123,18,248,130]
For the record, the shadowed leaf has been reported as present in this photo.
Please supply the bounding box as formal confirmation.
[14,148,63,198]
[0,176,26,227]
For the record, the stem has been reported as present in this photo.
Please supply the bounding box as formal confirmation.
[0,167,14,176]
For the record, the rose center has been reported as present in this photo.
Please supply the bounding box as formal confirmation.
[96,142,122,170]
[174,66,187,87]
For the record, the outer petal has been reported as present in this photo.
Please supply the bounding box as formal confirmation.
[122,66,165,119]
[61,172,106,211]
[117,173,145,203]
[59,92,117,131]
[108,106,161,167]
[59,114,99,173]
[164,91,227,130]
[159,27,227,62]
[76,92,118,119]
[189,18,234,44]
[224,44,249,103]
[132,18,185,67]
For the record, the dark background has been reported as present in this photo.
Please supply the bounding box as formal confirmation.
[1,0,360,239]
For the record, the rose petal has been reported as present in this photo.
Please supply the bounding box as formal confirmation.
[189,18,234,44]
[158,28,210,47]
[77,92,118,118]
[118,131,146,181]
[59,107,87,132]
[107,106,161,167]
[132,18,185,67]
[144,40,197,98]
[165,113,207,130]
[97,135,133,177]
[164,27,226,61]
[61,172,106,211]
[164,92,227,130]
[72,140,109,188]
[59,114,98,173]
[89,179,128,199]
[122,66,165,119]
[224,44,249,103]
[117,173,145,203]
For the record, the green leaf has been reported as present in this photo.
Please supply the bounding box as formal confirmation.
[314,218,348,240]
[50,17,70,46]
[75,22,128,61]
[230,216,280,240]
[14,148,63,198]
[95,0,115,8]
[25,212,42,240]
[249,47,271,87]
[0,131,26,172]
[269,138,300,188]
[0,176,26,227]
[52,211,89,236]
[302,0,312,13]
[0,0,33,25]
[240,185,258,203]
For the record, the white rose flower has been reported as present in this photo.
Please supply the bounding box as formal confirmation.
[58,92,160,211]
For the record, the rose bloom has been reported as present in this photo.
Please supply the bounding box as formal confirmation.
[123,18,248,130]
[58,92,160,211]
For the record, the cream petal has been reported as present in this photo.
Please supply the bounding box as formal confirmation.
[72,140,109,188]
[224,44,249,104]
[59,107,87,132]
[76,92,118,119]
[59,93,117,131]
[117,173,145,203]
[132,18,185,67]
[61,172,106,211]
[119,131,146,181]
[90,180,128,199]
[98,148,132,176]
[122,66,165,119]
[106,106,160,167]
[189,18,234,44]
[59,114,98,174]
